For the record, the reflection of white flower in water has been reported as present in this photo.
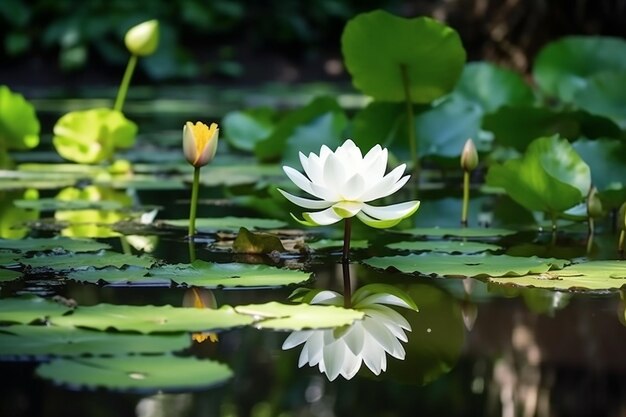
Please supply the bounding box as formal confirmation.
[278,139,419,228]
[282,285,416,381]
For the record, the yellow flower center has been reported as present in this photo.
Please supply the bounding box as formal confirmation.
[190,122,218,165]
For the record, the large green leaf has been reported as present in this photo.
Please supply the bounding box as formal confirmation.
[488,260,626,291]
[486,135,591,215]
[149,260,312,289]
[19,251,156,271]
[455,62,534,113]
[0,296,72,324]
[0,85,40,150]
[572,71,626,129]
[253,96,344,162]
[36,355,232,393]
[351,102,406,152]
[222,108,275,152]
[483,106,621,151]
[52,108,137,164]
[235,302,364,330]
[341,10,465,102]
[0,325,191,359]
[533,36,626,102]
[363,253,567,278]
[49,304,255,333]
[0,237,110,253]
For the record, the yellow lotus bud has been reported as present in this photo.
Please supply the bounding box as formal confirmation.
[183,121,219,168]
[460,138,478,172]
[124,20,159,56]
[586,186,603,218]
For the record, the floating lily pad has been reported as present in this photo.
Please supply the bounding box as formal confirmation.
[308,239,368,250]
[398,227,516,238]
[387,240,501,254]
[488,260,626,291]
[0,250,19,266]
[235,302,364,330]
[19,251,156,271]
[0,325,191,359]
[0,296,72,324]
[161,217,286,233]
[67,267,171,287]
[151,260,312,289]
[14,198,125,211]
[0,268,21,282]
[363,253,567,278]
[0,237,110,253]
[36,355,232,393]
[49,304,255,333]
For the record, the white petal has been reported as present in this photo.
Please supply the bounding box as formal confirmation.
[277,188,333,210]
[303,207,344,226]
[361,330,386,375]
[361,147,387,183]
[282,331,312,350]
[342,323,365,356]
[361,201,420,221]
[323,339,346,381]
[364,304,412,332]
[339,173,366,201]
[310,182,340,201]
[322,153,345,190]
[305,331,326,366]
[300,152,324,185]
[359,165,408,201]
[356,211,405,229]
[340,349,362,380]
[283,166,314,195]
[310,290,344,306]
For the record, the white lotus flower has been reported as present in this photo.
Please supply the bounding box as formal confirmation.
[282,285,416,381]
[278,139,420,228]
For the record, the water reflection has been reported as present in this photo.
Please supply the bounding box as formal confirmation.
[282,284,415,381]
[182,287,219,344]
[0,189,39,238]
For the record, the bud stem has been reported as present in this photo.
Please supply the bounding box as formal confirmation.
[461,170,470,227]
[188,166,201,240]
[114,54,138,113]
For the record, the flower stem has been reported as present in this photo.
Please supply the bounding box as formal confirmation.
[114,54,138,113]
[188,166,201,239]
[342,261,352,309]
[342,217,352,264]
[400,64,419,182]
[619,230,625,259]
[188,239,197,263]
[461,170,470,227]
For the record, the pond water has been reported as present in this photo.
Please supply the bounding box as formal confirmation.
[1,90,625,417]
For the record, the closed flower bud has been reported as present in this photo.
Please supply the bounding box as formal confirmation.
[460,138,478,171]
[183,121,219,167]
[124,20,159,56]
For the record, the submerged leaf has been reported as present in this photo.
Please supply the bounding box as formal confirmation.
[36,355,232,393]
[232,227,286,254]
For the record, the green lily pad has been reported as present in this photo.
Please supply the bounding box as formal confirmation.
[341,10,465,103]
[486,135,591,216]
[387,240,501,254]
[49,304,255,333]
[483,106,620,152]
[349,102,406,153]
[0,85,40,151]
[455,62,534,112]
[67,267,171,287]
[36,355,232,393]
[0,250,19,266]
[223,108,275,152]
[572,71,626,129]
[308,239,368,250]
[363,253,567,278]
[161,217,286,233]
[151,260,312,289]
[0,296,72,324]
[235,302,364,330]
[19,251,156,271]
[488,260,626,291]
[0,325,191,359]
[398,227,516,238]
[0,237,110,253]
[533,36,626,102]
[52,108,137,164]
[0,268,21,282]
